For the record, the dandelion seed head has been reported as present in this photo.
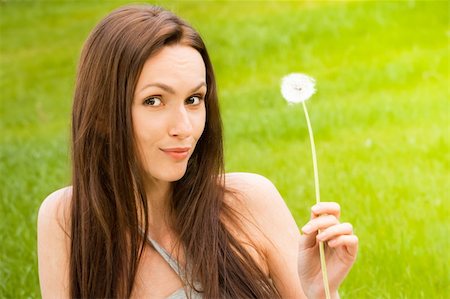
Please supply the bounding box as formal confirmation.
[281,73,316,104]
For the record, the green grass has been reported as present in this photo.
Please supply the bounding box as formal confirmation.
[1,0,448,298]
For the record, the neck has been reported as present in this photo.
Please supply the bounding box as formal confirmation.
[143,178,173,238]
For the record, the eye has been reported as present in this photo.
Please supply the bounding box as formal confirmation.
[143,97,162,106]
[185,95,203,106]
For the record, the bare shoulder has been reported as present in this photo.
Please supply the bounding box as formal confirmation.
[37,186,72,298]
[38,186,72,227]
[224,172,287,214]
[224,172,305,298]
[40,186,72,209]
[223,172,297,237]
[225,171,274,189]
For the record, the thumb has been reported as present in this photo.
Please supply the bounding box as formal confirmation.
[299,224,318,249]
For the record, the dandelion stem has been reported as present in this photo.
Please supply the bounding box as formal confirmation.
[301,102,320,204]
[301,101,331,299]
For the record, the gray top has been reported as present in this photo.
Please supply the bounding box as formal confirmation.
[145,236,203,299]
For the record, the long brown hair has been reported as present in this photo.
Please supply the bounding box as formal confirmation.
[70,4,280,298]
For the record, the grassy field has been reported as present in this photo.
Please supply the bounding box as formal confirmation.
[1,0,448,298]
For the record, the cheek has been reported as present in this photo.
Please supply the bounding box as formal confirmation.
[194,109,206,139]
[132,129,149,165]
[132,113,161,155]
[132,108,163,139]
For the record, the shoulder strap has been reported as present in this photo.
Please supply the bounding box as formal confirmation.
[142,232,187,282]
[139,229,203,297]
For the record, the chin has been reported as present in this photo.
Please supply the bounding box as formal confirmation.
[166,172,187,182]
[152,167,188,182]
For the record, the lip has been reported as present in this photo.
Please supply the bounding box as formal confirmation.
[160,147,191,160]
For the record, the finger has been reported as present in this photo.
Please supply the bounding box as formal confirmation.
[327,235,359,257]
[301,214,339,235]
[299,229,318,248]
[310,202,341,219]
[316,222,353,242]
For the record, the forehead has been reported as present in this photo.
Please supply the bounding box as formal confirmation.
[136,45,206,90]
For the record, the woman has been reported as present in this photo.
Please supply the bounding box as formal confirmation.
[37,4,358,299]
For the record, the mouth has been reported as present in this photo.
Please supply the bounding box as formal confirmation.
[160,147,191,160]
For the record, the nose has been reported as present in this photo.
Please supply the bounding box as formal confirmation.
[168,105,193,138]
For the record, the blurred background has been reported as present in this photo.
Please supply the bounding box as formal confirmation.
[1,0,448,297]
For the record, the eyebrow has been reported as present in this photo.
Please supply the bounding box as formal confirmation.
[139,82,207,95]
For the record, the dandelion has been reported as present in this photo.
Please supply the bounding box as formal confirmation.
[281,73,331,299]
[281,73,316,104]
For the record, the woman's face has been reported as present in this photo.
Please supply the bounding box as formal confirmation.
[132,45,207,183]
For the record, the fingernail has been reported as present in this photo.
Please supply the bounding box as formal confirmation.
[302,224,314,234]
[311,205,320,213]
[317,233,325,241]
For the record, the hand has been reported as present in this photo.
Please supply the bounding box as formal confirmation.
[298,202,358,299]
